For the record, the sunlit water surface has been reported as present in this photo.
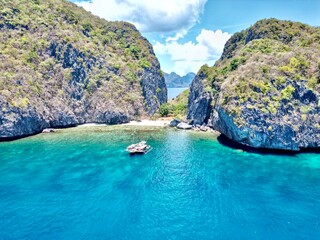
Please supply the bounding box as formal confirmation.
[0,126,319,239]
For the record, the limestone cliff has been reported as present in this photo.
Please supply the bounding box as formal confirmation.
[188,19,320,150]
[187,71,212,125]
[0,0,167,139]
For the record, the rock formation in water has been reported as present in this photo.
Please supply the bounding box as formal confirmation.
[164,72,195,88]
[0,0,167,139]
[188,19,320,150]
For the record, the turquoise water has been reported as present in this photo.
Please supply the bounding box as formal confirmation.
[0,126,319,239]
[167,87,188,99]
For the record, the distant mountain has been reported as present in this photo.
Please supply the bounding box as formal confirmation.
[164,72,196,88]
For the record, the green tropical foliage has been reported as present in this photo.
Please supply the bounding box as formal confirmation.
[0,0,161,117]
[197,19,320,123]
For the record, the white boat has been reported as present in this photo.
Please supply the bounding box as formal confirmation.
[126,141,151,155]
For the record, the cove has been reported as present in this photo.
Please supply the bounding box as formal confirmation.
[0,126,319,239]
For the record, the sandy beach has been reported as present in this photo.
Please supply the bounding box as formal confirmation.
[122,120,170,127]
[76,123,108,127]
[76,120,170,128]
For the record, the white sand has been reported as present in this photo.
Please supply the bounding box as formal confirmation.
[77,123,107,127]
[76,120,170,128]
[122,120,170,127]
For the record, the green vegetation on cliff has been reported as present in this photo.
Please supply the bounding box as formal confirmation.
[188,19,320,150]
[158,89,189,118]
[197,19,320,122]
[0,0,167,138]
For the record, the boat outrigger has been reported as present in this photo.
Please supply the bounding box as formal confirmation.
[126,141,151,155]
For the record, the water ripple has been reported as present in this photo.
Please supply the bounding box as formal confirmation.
[0,126,319,239]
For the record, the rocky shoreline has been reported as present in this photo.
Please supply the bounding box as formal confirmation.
[168,119,220,134]
[0,118,221,142]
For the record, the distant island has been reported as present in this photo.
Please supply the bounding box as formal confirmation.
[164,72,195,88]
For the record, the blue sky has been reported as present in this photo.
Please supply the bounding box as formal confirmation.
[71,0,320,75]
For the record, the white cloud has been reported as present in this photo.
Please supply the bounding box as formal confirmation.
[165,32,186,43]
[196,29,232,55]
[75,1,230,75]
[76,0,207,39]
[154,29,232,75]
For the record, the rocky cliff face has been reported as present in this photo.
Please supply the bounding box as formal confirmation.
[188,19,320,151]
[141,66,167,114]
[187,72,212,125]
[0,0,166,140]
[213,79,319,151]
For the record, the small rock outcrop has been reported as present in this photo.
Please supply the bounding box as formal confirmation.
[169,119,181,127]
[177,123,193,130]
[42,128,56,133]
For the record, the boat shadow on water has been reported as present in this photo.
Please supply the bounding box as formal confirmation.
[217,134,320,156]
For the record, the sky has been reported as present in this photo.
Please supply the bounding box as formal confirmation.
[71,0,320,75]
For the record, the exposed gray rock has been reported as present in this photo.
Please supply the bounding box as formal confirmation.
[187,72,212,125]
[200,125,210,132]
[42,128,56,133]
[140,62,167,115]
[177,122,193,130]
[93,111,130,125]
[0,100,48,139]
[212,79,320,151]
[169,119,181,127]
